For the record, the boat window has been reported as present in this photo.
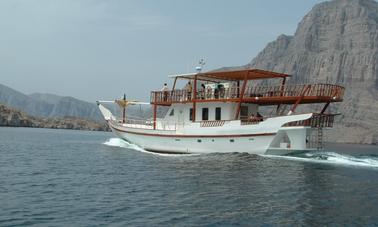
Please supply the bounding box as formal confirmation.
[189,108,193,121]
[169,109,174,116]
[215,107,221,120]
[202,108,209,121]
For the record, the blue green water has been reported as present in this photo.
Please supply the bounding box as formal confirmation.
[1,127,378,226]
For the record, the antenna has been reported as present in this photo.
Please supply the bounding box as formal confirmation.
[196,59,206,73]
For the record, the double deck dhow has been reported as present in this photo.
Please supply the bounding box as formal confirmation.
[98,68,344,155]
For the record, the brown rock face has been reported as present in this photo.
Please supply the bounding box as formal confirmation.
[0,104,109,131]
[245,0,378,144]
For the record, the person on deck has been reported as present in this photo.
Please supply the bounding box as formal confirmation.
[161,83,169,101]
[200,84,206,99]
[256,112,264,121]
[185,81,193,100]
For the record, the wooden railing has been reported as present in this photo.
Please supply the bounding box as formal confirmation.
[200,120,226,127]
[283,114,337,128]
[114,118,185,131]
[151,84,345,104]
[113,114,337,130]
[240,116,265,125]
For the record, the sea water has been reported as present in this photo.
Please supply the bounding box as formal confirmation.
[1,127,378,226]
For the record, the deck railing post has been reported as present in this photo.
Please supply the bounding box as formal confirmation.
[153,91,157,130]
[192,75,197,122]
[288,84,311,115]
[235,73,249,119]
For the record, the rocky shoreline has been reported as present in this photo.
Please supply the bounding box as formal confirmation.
[0,104,109,131]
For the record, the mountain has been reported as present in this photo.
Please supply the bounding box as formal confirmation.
[0,84,103,122]
[0,104,109,131]
[235,0,378,144]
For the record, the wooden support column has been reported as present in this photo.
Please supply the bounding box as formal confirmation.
[235,73,248,119]
[169,77,178,102]
[276,77,287,115]
[320,102,330,114]
[192,75,197,122]
[122,94,126,123]
[171,77,178,96]
[237,81,240,98]
[288,85,311,115]
[172,77,178,91]
[153,92,157,130]
[280,77,286,96]
[122,107,126,123]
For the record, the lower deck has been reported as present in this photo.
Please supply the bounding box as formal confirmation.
[107,114,326,155]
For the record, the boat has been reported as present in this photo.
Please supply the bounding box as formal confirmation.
[97,67,345,155]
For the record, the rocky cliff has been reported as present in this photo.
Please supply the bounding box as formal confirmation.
[0,84,103,121]
[0,104,109,131]
[243,0,378,144]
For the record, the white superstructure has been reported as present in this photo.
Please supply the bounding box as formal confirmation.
[98,68,344,155]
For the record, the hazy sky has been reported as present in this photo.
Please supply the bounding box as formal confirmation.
[0,0,324,102]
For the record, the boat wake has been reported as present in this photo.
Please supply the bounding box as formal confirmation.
[103,138,378,168]
[264,152,378,169]
[103,138,146,153]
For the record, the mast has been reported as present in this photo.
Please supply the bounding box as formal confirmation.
[122,94,126,123]
[192,59,205,122]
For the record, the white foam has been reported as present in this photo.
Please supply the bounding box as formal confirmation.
[263,151,378,169]
[103,138,146,152]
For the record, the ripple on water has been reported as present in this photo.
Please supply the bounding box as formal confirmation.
[1,129,378,226]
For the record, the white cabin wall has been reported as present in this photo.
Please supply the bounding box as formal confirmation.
[163,104,189,123]
[163,102,239,122]
[162,102,263,123]
[195,102,238,121]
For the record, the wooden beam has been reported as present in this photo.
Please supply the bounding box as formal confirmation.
[153,92,157,130]
[280,77,286,96]
[235,72,249,119]
[276,77,286,115]
[171,77,178,91]
[288,85,311,114]
[192,76,197,122]
[122,94,126,123]
[320,102,330,114]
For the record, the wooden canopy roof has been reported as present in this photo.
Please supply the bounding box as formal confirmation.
[170,69,290,82]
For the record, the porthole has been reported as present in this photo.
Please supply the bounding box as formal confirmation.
[197,139,202,143]
[230,139,235,143]
[175,139,180,141]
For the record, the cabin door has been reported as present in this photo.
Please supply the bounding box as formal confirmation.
[240,105,248,120]
[177,109,184,125]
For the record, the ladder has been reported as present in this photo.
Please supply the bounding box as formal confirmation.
[317,126,323,150]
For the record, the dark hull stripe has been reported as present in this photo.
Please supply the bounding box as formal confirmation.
[144,149,189,154]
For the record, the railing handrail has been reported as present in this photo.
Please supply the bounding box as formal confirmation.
[283,113,339,128]
[113,112,338,130]
[151,83,345,103]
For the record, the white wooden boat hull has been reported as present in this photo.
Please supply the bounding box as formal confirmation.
[105,113,315,155]
[110,125,275,155]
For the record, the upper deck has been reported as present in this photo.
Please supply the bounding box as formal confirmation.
[150,69,344,106]
[151,83,345,106]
